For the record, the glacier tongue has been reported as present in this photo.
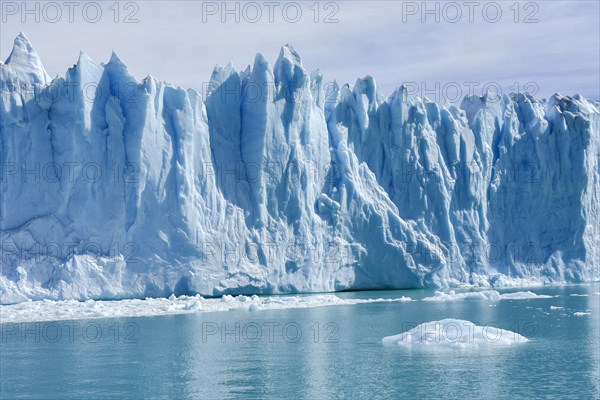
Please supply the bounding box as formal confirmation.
[0,36,599,304]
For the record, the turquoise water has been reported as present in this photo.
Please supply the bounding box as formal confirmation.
[1,284,599,399]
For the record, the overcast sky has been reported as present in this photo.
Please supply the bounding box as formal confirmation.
[1,1,598,102]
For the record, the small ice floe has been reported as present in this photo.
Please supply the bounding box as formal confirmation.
[573,312,591,317]
[501,291,554,300]
[422,290,553,302]
[382,319,528,348]
[570,294,589,297]
[550,306,564,310]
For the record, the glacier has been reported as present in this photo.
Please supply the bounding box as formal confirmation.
[0,33,599,304]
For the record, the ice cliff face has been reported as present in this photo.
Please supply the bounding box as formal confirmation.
[1,34,598,303]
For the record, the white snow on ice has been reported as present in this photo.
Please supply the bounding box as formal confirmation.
[382,319,528,348]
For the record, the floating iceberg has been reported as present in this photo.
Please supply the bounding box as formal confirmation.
[382,319,528,347]
[1,33,599,304]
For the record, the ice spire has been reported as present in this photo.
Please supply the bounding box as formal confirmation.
[2,32,51,85]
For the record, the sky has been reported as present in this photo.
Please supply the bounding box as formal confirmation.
[1,0,599,102]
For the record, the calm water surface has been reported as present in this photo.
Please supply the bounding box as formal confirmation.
[1,284,599,399]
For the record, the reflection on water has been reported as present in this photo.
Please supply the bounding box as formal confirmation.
[1,284,599,399]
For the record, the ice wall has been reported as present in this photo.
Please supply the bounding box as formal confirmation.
[1,34,598,303]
